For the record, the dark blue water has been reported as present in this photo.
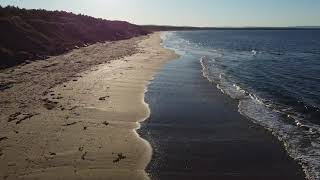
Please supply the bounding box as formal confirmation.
[162,30,320,180]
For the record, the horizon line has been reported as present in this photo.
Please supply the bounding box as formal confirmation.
[2,5,320,28]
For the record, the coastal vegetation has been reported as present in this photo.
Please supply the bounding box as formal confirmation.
[0,6,148,69]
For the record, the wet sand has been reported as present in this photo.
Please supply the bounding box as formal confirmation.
[139,49,306,179]
[0,33,177,179]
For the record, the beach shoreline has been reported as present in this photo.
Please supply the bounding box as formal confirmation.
[140,32,306,180]
[0,32,177,179]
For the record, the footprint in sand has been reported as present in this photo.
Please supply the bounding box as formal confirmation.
[81,151,88,160]
[112,153,126,163]
[0,137,8,142]
[42,98,59,110]
[78,146,84,152]
[102,121,109,126]
[99,96,110,101]
[8,113,36,124]
[62,122,78,126]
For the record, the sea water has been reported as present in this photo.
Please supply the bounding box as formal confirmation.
[162,30,320,180]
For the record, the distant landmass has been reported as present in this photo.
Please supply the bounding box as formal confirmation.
[143,25,320,31]
[0,6,148,69]
[292,26,320,28]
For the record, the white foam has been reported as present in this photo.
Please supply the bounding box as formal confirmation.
[252,49,258,56]
[165,32,320,180]
[200,56,320,180]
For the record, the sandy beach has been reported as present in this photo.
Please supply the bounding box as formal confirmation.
[0,33,177,179]
[1,2,319,180]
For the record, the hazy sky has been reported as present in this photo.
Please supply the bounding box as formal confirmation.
[1,0,320,27]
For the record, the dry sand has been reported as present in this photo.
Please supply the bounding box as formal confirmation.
[0,33,177,180]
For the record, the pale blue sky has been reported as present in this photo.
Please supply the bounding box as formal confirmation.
[1,0,320,27]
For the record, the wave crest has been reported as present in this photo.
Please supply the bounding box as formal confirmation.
[200,56,320,180]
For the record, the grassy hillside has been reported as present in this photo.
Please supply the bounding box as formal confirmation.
[0,6,149,69]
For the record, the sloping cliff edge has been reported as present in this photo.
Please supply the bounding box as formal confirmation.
[0,6,149,69]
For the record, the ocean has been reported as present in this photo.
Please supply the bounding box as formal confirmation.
[161,30,320,179]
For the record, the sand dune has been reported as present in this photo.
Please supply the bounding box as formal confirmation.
[0,6,149,69]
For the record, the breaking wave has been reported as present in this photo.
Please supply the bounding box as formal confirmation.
[200,56,320,180]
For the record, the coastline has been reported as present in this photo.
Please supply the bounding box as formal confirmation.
[140,33,306,179]
[0,33,177,179]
